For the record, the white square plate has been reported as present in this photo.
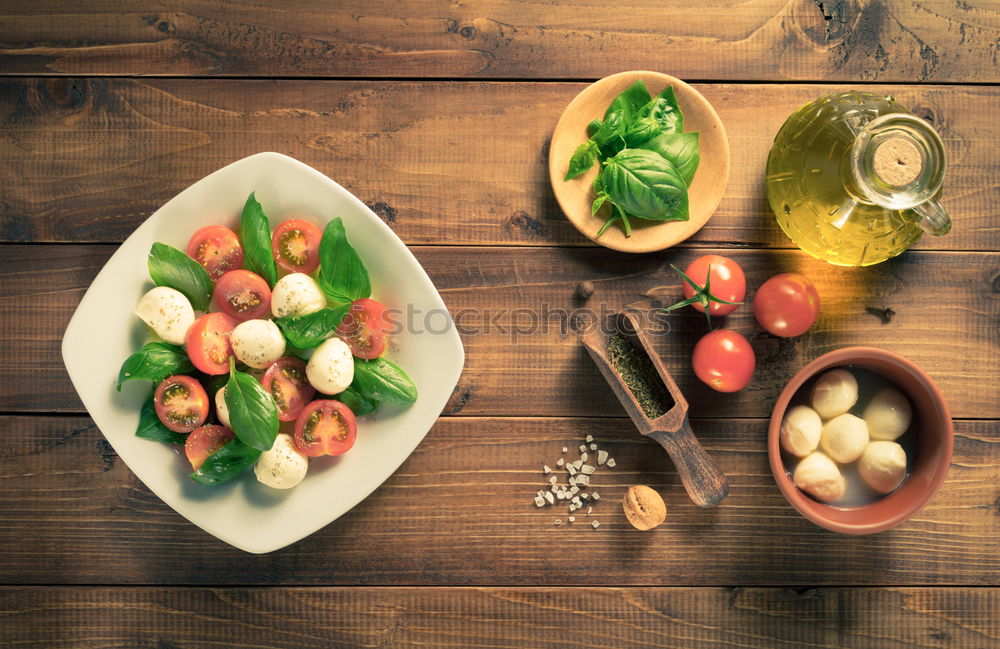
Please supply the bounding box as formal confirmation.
[62,152,464,553]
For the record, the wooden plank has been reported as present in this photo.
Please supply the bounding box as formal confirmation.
[5,244,998,419]
[0,415,996,586]
[0,586,996,648]
[0,78,997,250]
[1,1,997,82]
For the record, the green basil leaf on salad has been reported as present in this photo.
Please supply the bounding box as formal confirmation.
[318,217,371,304]
[586,119,602,137]
[239,192,278,288]
[636,85,683,134]
[117,342,194,391]
[336,385,379,416]
[564,139,600,181]
[224,362,279,452]
[637,132,700,185]
[352,357,418,405]
[135,396,187,445]
[189,439,262,486]
[274,304,351,349]
[602,149,689,221]
[147,242,213,312]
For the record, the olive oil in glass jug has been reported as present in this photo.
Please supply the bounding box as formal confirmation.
[766,92,949,267]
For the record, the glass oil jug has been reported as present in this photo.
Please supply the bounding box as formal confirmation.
[765,92,949,267]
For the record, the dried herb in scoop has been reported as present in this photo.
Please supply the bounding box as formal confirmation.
[606,334,674,419]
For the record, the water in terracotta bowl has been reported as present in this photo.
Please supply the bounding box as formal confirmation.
[549,71,730,253]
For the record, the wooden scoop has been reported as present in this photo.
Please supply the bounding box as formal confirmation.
[580,311,729,507]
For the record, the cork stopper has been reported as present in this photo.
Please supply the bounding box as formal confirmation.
[873,137,922,187]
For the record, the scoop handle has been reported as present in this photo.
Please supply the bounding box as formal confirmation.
[649,420,729,507]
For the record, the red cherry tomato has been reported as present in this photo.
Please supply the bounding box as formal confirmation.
[692,329,755,393]
[680,255,746,316]
[186,225,244,281]
[293,400,357,457]
[214,270,272,322]
[261,357,316,422]
[271,219,323,275]
[185,312,237,375]
[337,298,391,359]
[753,273,820,337]
[185,424,235,470]
[153,375,209,433]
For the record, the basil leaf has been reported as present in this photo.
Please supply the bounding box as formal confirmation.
[239,192,278,288]
[135,396,188,444]
[352,357,418,405]
[623,116,662,148]
[586,120,602,137]
[189,439,261,486]
[117,342,194,391]
[147,243,213,312]
[318,218,370,304]
[636,86,683,134]
[592,109,627,158]
[224,366,279,451]
[603,80,652,123]
[336,385,379,416]
[274,304,350,349]
[591,193,608,217]
[603,149,689,221]
[565,139,599,181]
[637,132,700,185]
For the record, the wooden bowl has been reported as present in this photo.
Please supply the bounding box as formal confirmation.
[768,347,953,535]
[549,71,730,253]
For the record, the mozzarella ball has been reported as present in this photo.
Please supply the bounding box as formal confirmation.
[254,433,309,489]
[863,388,912,441]
[858,441,908,494]
[811,369,859,419]
[134,286,195,345]
[820,413,869,464]
[793,452,845,502]
[306,337,354,395]
[230,319,286,369]
[780,405,823,457]
[214,388,231,429]
[271,273,327,318]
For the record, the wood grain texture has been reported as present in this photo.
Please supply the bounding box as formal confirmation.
[0,78,997,250]
[0,586,997,649]
[1,1,998,82]
[0,415,996,586]
[6,244,998,418]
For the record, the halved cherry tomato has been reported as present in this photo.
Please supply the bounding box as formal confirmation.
[337,298,391,359]
[154,375,209,433]
[186,225,243,281]
[185,424,235,470]
[753,273,820,338]
[293,400,357,457]
[261,357,316,422]
[692,329,755,393]
[214,270,272,322]
[271,219,322,275]
[680,255,746,316]
[185,312,237,375]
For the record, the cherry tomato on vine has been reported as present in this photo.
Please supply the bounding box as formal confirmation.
[753,273,820,337]
[679,255,746,315]
[692,329,755,393]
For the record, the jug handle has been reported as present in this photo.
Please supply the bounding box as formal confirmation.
[911,199,951,236]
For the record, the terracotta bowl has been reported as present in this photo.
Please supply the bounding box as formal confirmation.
[768,347,952,534]
[548,70,730,253]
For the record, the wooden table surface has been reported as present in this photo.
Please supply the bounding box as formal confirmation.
[2,2,999,647]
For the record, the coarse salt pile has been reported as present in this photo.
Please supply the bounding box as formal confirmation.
[532,434,614,528]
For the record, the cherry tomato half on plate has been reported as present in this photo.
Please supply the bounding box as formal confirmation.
[692,329,755,393]
[186,225,244,281]
[680,255,746,316]
[154,375,209,433]
[185,312,237,375]
[261,357,316,422]
[214,270,272,322]
[293,400,357,457]
[337,298,392,359]
[185,424,235,470]
[272,219,323,275]
[753,273,820,338]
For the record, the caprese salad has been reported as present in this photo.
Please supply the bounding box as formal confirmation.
[118,192,417,489]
